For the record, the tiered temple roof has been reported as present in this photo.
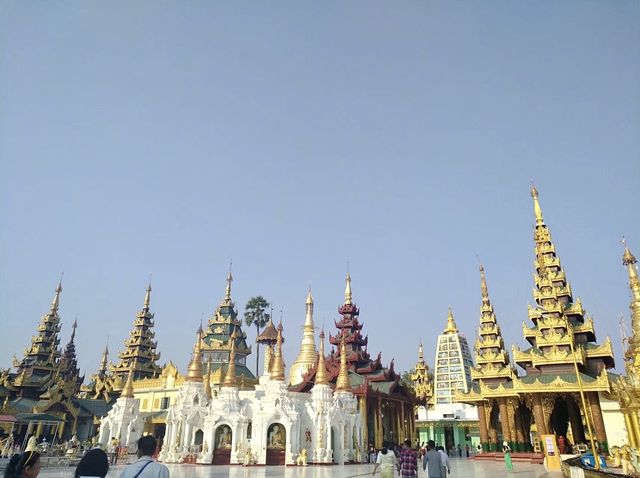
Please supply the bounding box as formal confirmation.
[59,319,84,390]
[291,273,408,399]
[110,284,162,381]
[200,272,256,386]
[471,265,515,383]
[511,187,615,375]
[11,282,65,398]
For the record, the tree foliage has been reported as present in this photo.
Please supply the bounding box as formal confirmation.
[244,296,271,376]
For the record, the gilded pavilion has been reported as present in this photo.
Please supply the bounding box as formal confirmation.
[458,187,615,452]
[290,274,415,448]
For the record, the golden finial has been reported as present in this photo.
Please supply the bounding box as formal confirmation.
[204,357,212,398]
[270,322,286,381]
[223,263,233,303]
[315,329,329,385]
[186,326,204,382]
[306,285,314,306]
[530,182,545,226]
[99,340,109,375]
[290,287,318,386]
[344,271,352,305]
[444,306,459,334]
[51,275,63,312]
[418,341,424,362]
[335,336,350,392]
[479,264,489,300]
[623,237,637,267]
[121,368,135,398]
[143,281,152,310]
[223,329,238,387]
[70,316,78,343]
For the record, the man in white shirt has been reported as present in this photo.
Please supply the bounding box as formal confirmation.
[119,435,169,478]
[437,446,450,476]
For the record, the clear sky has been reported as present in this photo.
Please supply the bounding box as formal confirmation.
[1,2,639,381]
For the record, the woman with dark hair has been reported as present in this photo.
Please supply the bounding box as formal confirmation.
[75,448,109,478]
[372,445,397,478]
[3,450,41,478]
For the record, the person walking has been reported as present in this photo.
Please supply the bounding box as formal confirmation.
[119,436,169,478]
[372,445,397,478]
[437,446,450,476]
[422,441,443,478]
[503,444,513,472]
[398,439,418,478]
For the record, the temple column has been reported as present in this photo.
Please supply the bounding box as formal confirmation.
[376,398,383,448]
[359,396,368,450]
[35,422,43,438]
[623,412,638,448]
[629,411,640,450]
[399,402,405,442]
[588,393,607,451]
[514,404,525,451]
[532,394,547,438]
[568,396,586,444]
[499,398,512,445]
[477,401,489,452]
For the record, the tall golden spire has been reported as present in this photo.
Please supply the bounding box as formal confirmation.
[223,330,238,387]
[186,326,204,382]
[204,357,212,398]
[270,322,286,381]
[344,272,352,305]
[411,341,433,405]
[335,336,351,392]
[480,264,489,303]
[143,282,152,310]
[51,278,63,312]
[418,341,424,362]
[289,287,318,386]
[444,307,458,334]
[121,368,135,398]
[223,269,233,304]
[531,183,545,226]
[623,239,640,358]
[98,341,109,376]
[315,329,329,385]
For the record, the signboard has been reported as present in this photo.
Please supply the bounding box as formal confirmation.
[541,434,562,471]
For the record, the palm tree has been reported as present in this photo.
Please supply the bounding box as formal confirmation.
[244,296,271,376]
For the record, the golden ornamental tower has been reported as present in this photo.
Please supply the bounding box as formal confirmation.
[288,287,318,386]
[12,281,64,397]
[471,265,514,382]
[410,342,433,406]
[512,186,615,375]
[612,240,640,448]
[335,336,351,392]
[186,326,204,382]
[315,329,329,385]
[110,283,162,381]
[223,330,239,387]
[443,306,459,334]
[121,368,135,398]
[270,322,286,381]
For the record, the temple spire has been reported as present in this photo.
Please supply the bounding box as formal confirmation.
[143,282,152,310]
[98,341,109,376]
[70,317,78,343]
[418,341,424,362]
[480,264,489,304]
[223,330,238,387]
[335,336,350,392]
[121,368,135,398]
[444,307,458,334]
[289,287,318,386]
[344,272,352,305]
[270,322,286,381]
[623,239,640,359]
[51,277,63,312]
[186,326,203,382]
[315,329,329,385]
[223,267,233,304]
[531,183,545,226]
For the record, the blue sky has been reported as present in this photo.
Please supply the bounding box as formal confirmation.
[1,2,639,379]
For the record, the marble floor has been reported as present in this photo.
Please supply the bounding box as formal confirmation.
[38,457,561,478]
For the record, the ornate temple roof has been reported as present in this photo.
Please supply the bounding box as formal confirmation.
[411,342,433,406]
[200,272,256,384]
[110,284,162,381]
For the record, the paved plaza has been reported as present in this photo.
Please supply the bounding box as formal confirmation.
[38,457,560,478]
